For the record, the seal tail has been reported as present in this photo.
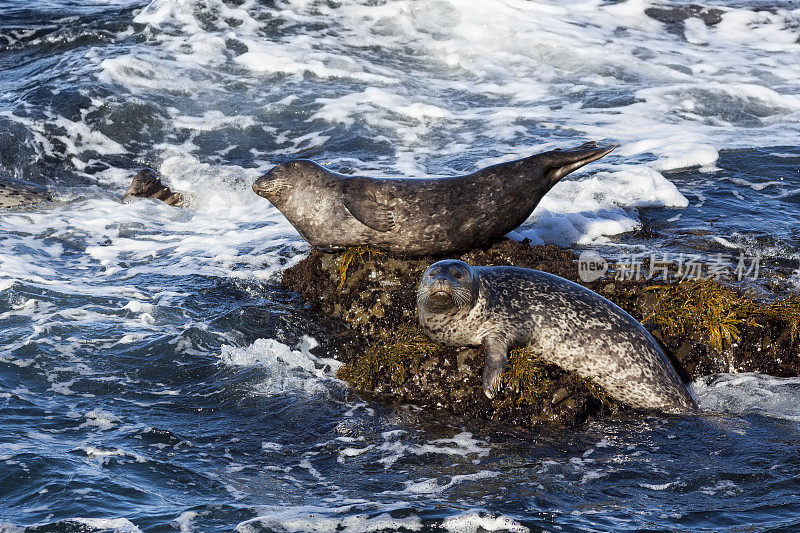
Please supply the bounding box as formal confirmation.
[537,141,617,186]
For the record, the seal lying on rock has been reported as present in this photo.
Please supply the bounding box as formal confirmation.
[0,176,53,208]
[416,260,697,412]
[252,142,615,256]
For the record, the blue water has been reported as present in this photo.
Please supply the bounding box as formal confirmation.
[2,0,800,531]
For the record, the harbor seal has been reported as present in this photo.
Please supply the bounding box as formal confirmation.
[252,142,615,256]
[0,176,53,208]
[121,168,186,206]
[1,169,186,209]
[416,260,697,412]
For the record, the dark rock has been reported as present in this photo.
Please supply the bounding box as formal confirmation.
[645,5,725,26]
[282,239,800,428]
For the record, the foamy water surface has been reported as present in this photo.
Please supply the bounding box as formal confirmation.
[2,0,800,531]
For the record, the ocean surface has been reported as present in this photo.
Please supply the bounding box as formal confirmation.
[1,0,800,531]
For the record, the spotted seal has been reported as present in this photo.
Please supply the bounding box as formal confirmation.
[0,176,53,209]
[252,142,615,256]
[416,260,697,412]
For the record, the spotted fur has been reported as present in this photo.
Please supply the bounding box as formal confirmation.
[417,260,697,412]
[0,176,53,209]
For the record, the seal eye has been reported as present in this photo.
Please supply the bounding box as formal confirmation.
[428,268,441,277]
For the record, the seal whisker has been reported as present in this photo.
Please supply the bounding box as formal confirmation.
[416,291,430,310]
[451,286,473,308]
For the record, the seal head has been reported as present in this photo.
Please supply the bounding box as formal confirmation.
[416,260,480,314]
[122,169,185,207]
[252,161,303,208]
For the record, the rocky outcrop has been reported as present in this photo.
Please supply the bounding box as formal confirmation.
[282,240,800,428]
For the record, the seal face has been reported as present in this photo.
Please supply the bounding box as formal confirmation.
[253,142,615,256]
[0,176,53,209]
[416,260,697,412]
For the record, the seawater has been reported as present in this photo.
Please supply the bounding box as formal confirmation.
[1,0,800,531]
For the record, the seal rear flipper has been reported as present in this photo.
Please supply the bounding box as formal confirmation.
[539,142,617,186]
[343,190,396,232]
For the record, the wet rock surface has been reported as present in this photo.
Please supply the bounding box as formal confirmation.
[282,240,800,428]
[645,5,725,27]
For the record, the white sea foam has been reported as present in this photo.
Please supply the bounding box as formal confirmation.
[3,0,797,268]
[0,191,305,293]
[699,479,741,497]
[724,177,786,192]
[236,504,423,533]
[691,373,800,422]
[66,518,143,533]
[83,409,122,431]
[392,471,498,496]
[518,166,688,246]
[441,511,529,533]
[219,336,341,395]
[80,446,150,465]
[639,482,676,491]
[122,301,155,314]
[374,431,489,468]
[171,511,199,533]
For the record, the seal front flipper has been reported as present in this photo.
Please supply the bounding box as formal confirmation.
[482,336,510,399]
[342,188,396,232]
